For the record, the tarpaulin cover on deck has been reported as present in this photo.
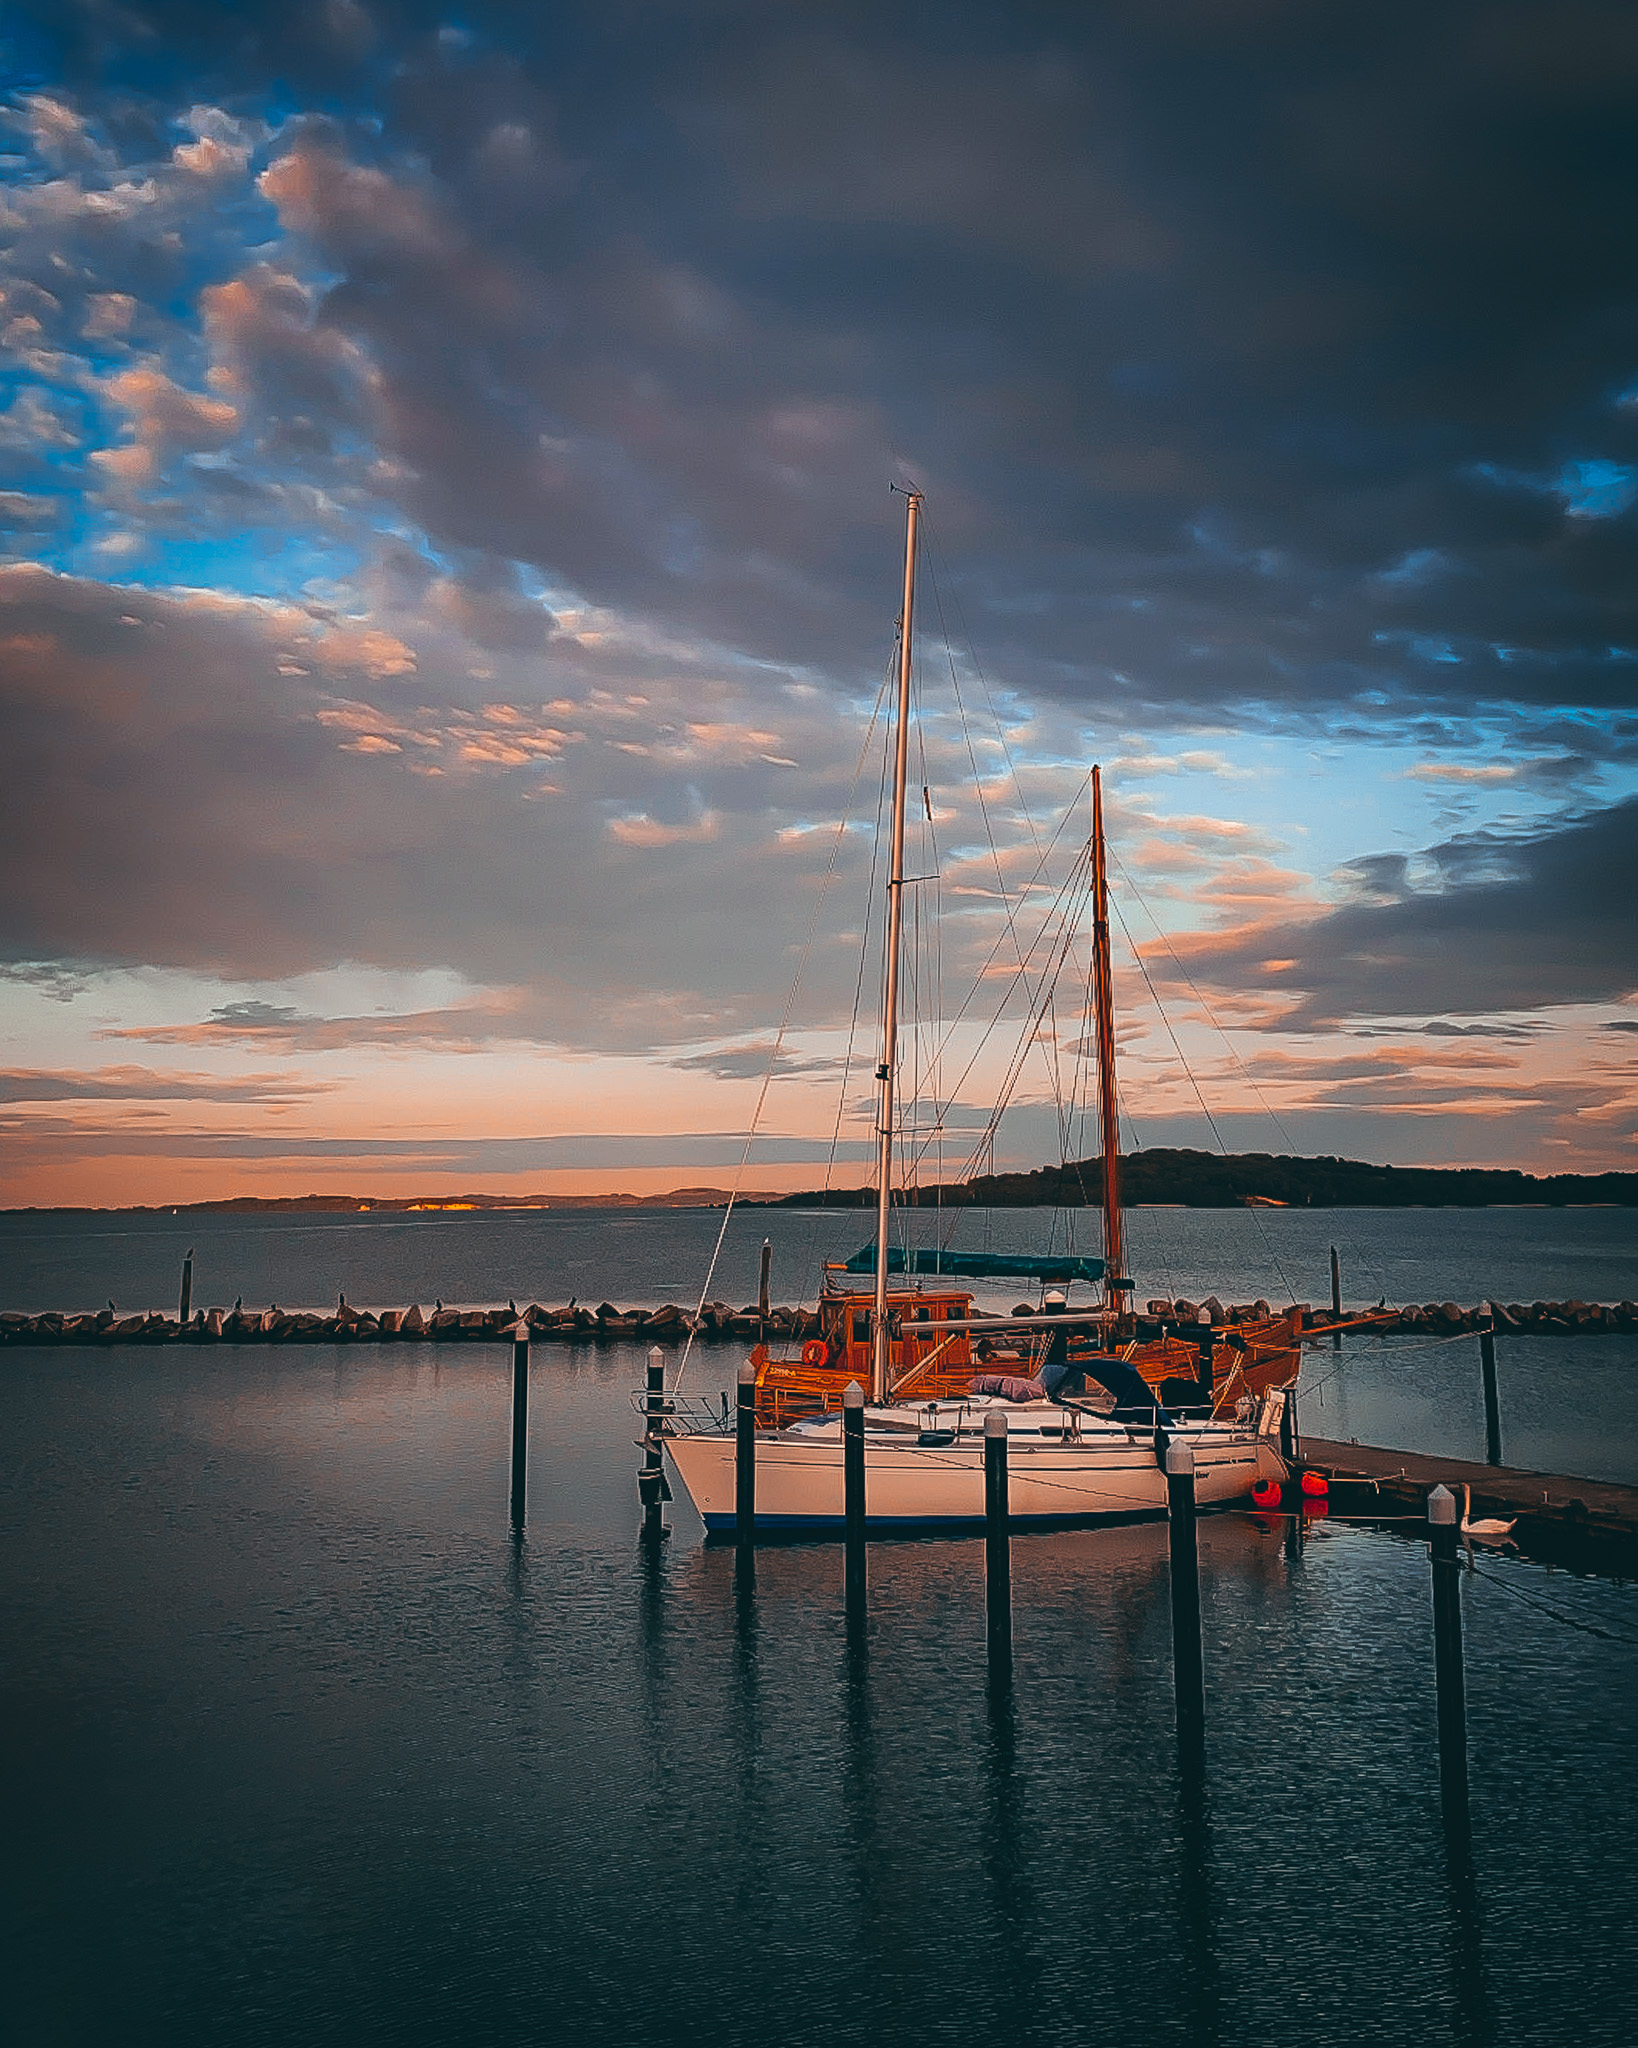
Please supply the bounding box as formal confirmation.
[840,1245,1107,1284]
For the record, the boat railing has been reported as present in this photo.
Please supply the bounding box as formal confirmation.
[629,1388,733,1437]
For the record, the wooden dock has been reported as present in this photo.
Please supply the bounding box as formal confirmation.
[1302,1435,1638,1568]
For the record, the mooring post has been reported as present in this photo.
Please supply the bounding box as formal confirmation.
[735,1361,757,1552]
[509,1319,530,1532]
[758,1238,772,1322]
[1330,1244,1342,1349]
[1279,1383,1300,1465]
[1167,1440,1206,1769]
[639,1344,670,1542]
[1428,1484,1469,1822]
[1479,1307,1502,1469]
[843,1379,866,1613]
[179,1248,194,1324]
[984,1410,1012,1667]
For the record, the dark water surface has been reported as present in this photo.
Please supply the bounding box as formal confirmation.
[3,1331,1638,2046]
[5,1202,1636,1479]
[4,1211,1638,2044]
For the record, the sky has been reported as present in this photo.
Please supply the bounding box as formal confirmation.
[2,0,1637,1207]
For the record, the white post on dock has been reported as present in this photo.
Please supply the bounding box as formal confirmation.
[1427,1484,1469,1829]
[843,1380,866,1616]
[984,1410,1011,1669]
[1167,1440,1206,1772]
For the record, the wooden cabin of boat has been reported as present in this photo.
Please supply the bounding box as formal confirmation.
[746,1277,983,1426]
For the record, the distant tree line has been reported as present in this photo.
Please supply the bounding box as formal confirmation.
[764,1148,1638,1209]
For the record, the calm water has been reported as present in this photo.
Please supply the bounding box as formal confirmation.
[3,1332,1638,2046]
[4,1211,1638,2044]
[5,1203,1637,1480]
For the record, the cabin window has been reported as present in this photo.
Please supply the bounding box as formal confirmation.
[851,1312,870,1346]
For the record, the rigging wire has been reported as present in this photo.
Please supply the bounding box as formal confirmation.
[798,652,900,1300]
[899,777,1092,1179]
[674,650,897,1393]
[1104,845,1393,1309]
[1103,883,1300,1309]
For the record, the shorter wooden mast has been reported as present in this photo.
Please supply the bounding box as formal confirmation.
[1089,767,1127,1309]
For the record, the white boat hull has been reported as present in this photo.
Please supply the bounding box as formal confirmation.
[667,1418,1284,1533]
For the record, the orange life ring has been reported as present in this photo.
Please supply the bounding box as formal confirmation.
[802,1339,828,1369]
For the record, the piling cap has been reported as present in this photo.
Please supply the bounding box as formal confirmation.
[511,1319,530,1343]
[1428,1483,1457,1525]
[648,1344,664,1368]
[984,1408,1008,1437]
[843,1379,865,1408]
[1165,1440,1196,1476]
[738,1361,758,1384]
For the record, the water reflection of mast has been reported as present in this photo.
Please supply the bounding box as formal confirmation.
[1441,1791,1496,2048]
[840,1595,904,2036]
[983,1638,1043,2042]
[636,1532,670,1791]
[1174,1747,1222,2048]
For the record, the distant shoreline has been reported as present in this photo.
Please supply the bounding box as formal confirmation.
[0,1187,777,1218]
[756,1147,1638,1210]
[5,1147,1637,1216]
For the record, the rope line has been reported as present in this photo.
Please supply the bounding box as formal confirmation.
[1468,1562,1638,1649]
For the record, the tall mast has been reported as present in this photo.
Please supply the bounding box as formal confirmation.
[1089,766,1127,1304]
[871,487,921,1406]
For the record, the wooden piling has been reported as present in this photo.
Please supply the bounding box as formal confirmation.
[1279,1385,1300,1465]
[1428,1484,1469,1825]
[735,1361,756,1551]
[984,1410,1011,1667]
[758,1238,772,1321]
[1167,1440,1206,1769]
[1330,1244,1342,1349]
[843,1379,866,1613]
[640,1344,670,1542]
[1479,1309,1502,1469]
[509,1319,530,1532]
[179,1249,194,1324]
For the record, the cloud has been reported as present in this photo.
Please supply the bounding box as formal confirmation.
[1405,763,1516,785]
[5,4,1638,1188]
[8,7,1638,732]
[0,565,928,1052]
[90,366,238,489]
[666,1042,847,1081]
[0,1120,874,1170]
[0,1064,328,1102]
[1151,797,1638,1024]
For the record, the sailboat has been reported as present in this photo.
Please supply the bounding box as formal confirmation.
[664,488,1290,1531]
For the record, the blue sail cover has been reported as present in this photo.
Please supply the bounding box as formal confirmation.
[841,1245,1107,1284]
[1072,1351,1174,1426]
